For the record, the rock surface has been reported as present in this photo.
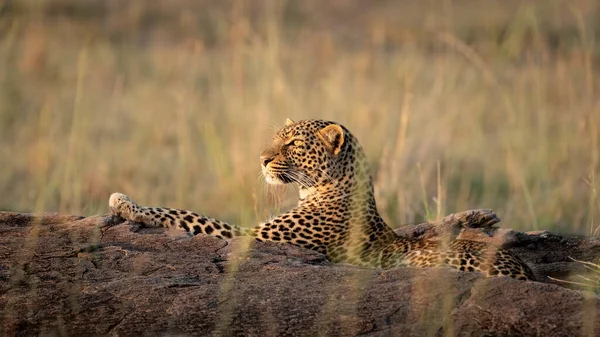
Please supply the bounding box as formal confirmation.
[1,211,599,336]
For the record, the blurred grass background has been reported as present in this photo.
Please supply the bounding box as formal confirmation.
[0,0,599,236]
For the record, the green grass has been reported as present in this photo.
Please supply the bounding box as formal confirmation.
[1,0,599,235]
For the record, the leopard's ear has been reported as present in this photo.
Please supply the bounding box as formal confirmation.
[317,124,345,155]
[285,118,295,126]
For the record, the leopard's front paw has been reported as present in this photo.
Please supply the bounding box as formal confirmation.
[109,192,140,220]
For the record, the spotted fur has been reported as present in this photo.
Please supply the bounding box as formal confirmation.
[109,119,535,280]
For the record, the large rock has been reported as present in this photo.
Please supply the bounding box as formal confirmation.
[1,211,599,336]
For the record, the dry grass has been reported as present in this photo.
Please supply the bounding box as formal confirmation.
[548,258,600,294]
[1,0,599,235]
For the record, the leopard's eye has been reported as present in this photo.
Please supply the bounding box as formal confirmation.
[285,139,304,147]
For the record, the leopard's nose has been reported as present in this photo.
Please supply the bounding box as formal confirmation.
[260,154,275,167]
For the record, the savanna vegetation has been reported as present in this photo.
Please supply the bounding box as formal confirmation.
[1,0,599,237]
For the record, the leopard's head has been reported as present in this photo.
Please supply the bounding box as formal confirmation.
[260,118,349,188]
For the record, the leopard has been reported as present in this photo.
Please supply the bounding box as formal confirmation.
[109,118,535,280]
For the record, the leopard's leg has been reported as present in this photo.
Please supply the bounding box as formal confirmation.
[378,238,535,281]
[109,193,255,239]
[415,209,501,242]
[108,193,329,255]
[431,241,535,281]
